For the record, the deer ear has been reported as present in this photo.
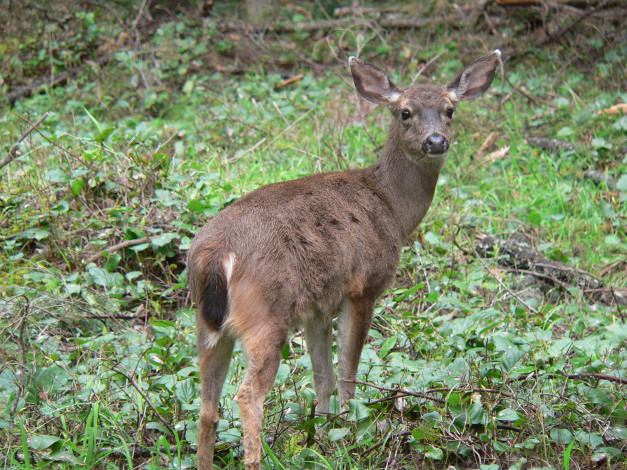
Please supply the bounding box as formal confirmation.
[447,49,501,102]
[349,56,401,105]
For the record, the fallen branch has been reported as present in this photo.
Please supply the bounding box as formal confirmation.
[511,371,627,385]
[475,232,626,306]
[526,135,575,152]
[8,296,30,435]
[497,0,604,5]
[470,235,543,316]
[360,431,412,457]
[583,170,618,190]
[220,15,437,35]
[6,56,109,105]
[84,237,149,264]
[353,380,446,404]
[274,74,303,89]
[536,0,610,47]
[0,112,50,171]
[111,366,176,436]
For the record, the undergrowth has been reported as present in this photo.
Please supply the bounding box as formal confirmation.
[1,1,625,469]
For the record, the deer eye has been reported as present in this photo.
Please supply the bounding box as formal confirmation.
[446,107,455,119]
[401,109,411,120]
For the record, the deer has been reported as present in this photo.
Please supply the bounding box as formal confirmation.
[187,50,501,470]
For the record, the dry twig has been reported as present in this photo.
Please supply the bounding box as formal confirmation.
[0,113,50,171]
[85,237,149,264]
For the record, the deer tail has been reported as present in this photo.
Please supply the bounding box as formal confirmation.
[189,252,235,335]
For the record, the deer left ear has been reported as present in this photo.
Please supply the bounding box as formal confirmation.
[447,50,501,102]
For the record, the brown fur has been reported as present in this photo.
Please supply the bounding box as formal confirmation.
[188,51,501,469]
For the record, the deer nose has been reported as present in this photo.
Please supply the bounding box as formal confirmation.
[422,134,449,155]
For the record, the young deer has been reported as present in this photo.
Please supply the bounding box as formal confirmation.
[188,50,501,469]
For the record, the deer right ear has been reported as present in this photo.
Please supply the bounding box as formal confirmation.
[349,56,401,105]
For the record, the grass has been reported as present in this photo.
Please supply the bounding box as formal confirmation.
[1,1,626,469]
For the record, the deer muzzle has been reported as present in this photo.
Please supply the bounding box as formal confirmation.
[422,134,449,155]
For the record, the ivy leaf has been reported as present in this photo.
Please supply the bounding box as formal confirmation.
[218,428,241,444]
[175,379,196,404]
[29,435,62,451]
[70,178,85,196]
[496,408,521,422]
[379,335,397,358]
[425,445,443,460]
[550,428,573,444]
[44,169,69,183]
[328,428,349,442]
[151,232,178,247]
[347,399,372,421]
[501,348,525,373]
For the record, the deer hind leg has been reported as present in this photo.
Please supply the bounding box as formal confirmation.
[197,326,235,470]
[336,297,375,407]
[236,324,288,470]
[304,316,334,414]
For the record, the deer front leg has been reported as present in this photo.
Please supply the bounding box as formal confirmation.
[197,328,235,470]
[336,297,375,407]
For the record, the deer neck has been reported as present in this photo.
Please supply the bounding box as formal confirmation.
[372,131,446,240]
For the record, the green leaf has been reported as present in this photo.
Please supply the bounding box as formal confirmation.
[379,335,397,358]
[48,450,83,464]
[33,366,71,394]
[51,199,70,214]
[88,267,122,288]
[44,169,69,183]
[274,363,290,384]
[607,426,627,441]
[129,243,150,252]
[328,428,349,442]
[574,431,603,448]
[218,428,241,443]
[423,411,441,424]
[527,210,542,226]
[493,440,510,452]
[70,178,85,196]
[29,435,62,451]
[585,387,612,407]
[604,234,620,245]
[151,232,178,247]
[21,228,50,241]
[187,199,206,213]
[550,428,573,444]
[557,126,576,139]
[182,78,195,94]
[97,126,115,142]
[591,137,611,150]
[507,458,527,470]
[175,379,196,404]
[496,408,521,422]
[564,439,575,470]
[425,445,443,460]
[347,399,372,421]
[467,403,486,425]
[501,348,525,372]
[83,106,103,132]
[593,447,622,458]
[424,231,440,245]
[87,267,111,287]
[548,338,573,358]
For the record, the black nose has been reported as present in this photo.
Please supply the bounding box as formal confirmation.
[422,134,449,155]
